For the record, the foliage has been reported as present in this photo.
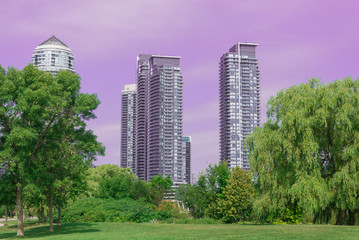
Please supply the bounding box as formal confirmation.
[87,164,136,197]
[129,179,151,202]
[155,201,189,220]
[207,167,254,223]
[179,161,230,218]
[179,183,207,218]
[174,184,187,202]
[0,171,16,208]
[150,174,173,205]
[201,161,230,203]
[98,172,133,199]
[62,197,181,223]
[0,64,104,235]
[246,78,359,225]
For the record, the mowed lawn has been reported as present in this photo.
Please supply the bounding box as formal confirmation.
[1,221,359,239]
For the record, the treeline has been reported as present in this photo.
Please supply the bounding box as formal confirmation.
[1,65,358,232]
[179,78,359,226]
[1,164,185,226]
[61,165,188,223]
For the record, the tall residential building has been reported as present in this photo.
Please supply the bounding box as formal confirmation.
[135,54,151,180]
[121,84,137,172]
[32,35,75,75]
[136,54,184,183]
[182,136,191,184]
[219,42,260,170]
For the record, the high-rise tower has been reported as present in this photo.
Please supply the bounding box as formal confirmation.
[136,54,184,183]
[121,84,137,172]
[136,54,151,180]
[32,35,75,75]
[182,136,191,184]
[219,42,260,170]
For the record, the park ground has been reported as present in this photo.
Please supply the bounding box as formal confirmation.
[1,221,359,239]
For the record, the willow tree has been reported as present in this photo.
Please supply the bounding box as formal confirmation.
[246,78,359,225]
[0,65,103,236]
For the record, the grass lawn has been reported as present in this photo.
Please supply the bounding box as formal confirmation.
[1,221,359,239]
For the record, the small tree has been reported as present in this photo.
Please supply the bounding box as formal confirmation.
[208,167,254,223]
[180,161,231,218]
[150,174,173,205]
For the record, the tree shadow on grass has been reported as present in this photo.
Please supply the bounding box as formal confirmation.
[0,222,101,239]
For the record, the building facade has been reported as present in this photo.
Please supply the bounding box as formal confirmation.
[31,35,75,75]
[136,54,151,180]
[182,136,191,184]
[219,42,260,170]
[121,84,137,172]
[136,54,185,183]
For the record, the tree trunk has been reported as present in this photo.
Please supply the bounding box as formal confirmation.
[48,193,54,232]
[40,207,45,222]
[348,209,356,226]
[5,208,8,225]
[57,206,62,228]
[16,184,24,237]
[336,209,346,225]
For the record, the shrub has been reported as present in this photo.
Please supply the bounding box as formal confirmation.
[155,201,189,220]
[62,197,160,223]
[62,197,189,223]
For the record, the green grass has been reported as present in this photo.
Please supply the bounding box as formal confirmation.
[1,221,359,239]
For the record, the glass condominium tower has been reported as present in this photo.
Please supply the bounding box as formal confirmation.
[121,84,137,172]
[136,54,184,183]
[31,35,75,75]
[219,42,260,170]
[182,136,191,184]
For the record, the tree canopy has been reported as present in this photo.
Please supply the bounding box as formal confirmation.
[246,78,359,225]
[208,167,254,223]
[0,64,104,235]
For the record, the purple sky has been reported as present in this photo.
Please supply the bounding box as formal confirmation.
[1,0,358,178]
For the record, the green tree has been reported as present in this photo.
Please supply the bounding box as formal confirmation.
[203,161,230,203]
[87,164,137,197]
[246,78,359,225]
[208,167,254,223]
[0,65,103,235]
[180,183,207,218]
[179,161,230,218]
[0,170,16,224]
[22,183,46,222]
[175,184,188,202]
[129,179,151,202]
[98,174,133,199]
[150,174,173,205]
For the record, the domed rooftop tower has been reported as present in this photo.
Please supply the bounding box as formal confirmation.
[31,35,75,75]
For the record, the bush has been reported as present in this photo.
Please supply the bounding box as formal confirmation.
[62,197,159,223]
[155,201,189,220]
[207,167,254,223]
[62,197,189,223]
